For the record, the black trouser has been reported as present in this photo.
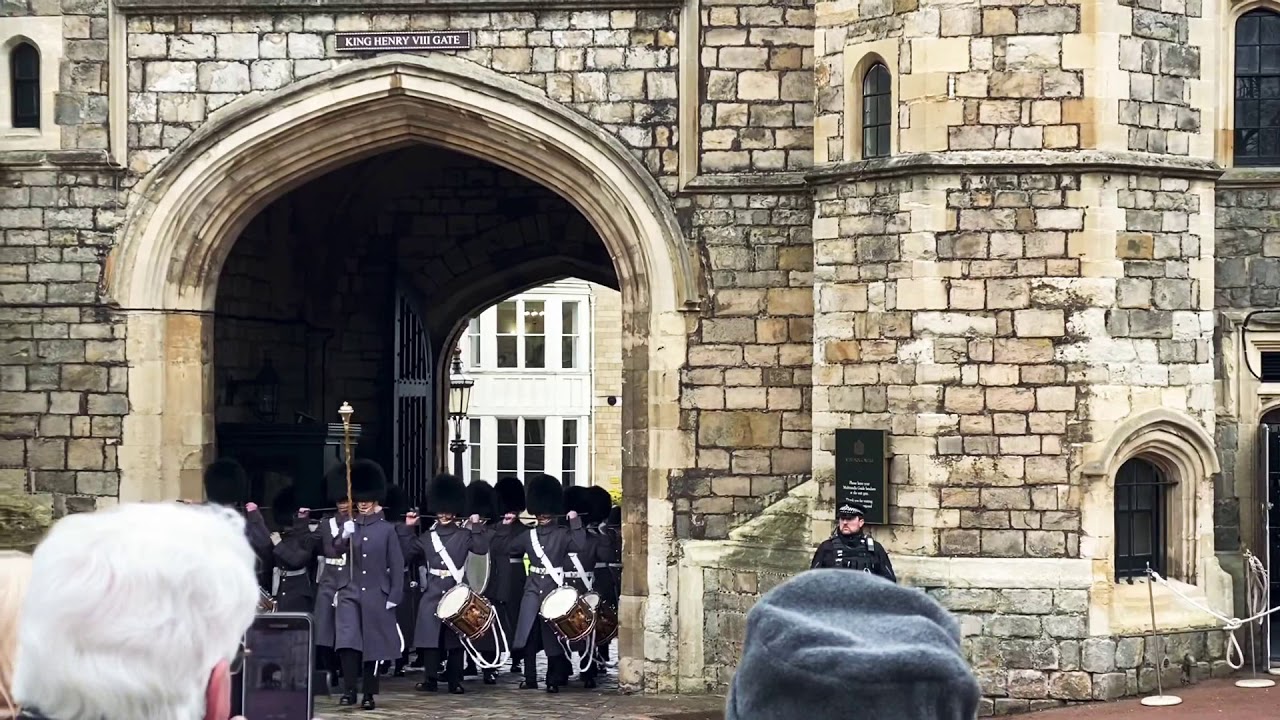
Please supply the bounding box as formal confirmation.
[421,646,464,683]
[338,649,379,695]
[523,628,570,687]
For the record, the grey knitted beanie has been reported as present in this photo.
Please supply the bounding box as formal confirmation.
[726,569,980,720]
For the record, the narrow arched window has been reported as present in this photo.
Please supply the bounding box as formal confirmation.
[10,42,40,129]
[1234,9,1280,166]
[861,63,891,159]
[1114,458,1171,581]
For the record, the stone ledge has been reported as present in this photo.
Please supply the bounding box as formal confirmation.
[0,149,123,171]
[679,172,809,194]
[807,150,1225,185]
[115,0,681,11]
[1218,167,1280,188]
[898,556,1094,590]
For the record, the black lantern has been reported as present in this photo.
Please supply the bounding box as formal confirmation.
[252,358,281,422]
[448,347,474,477]
[224,356,281,423]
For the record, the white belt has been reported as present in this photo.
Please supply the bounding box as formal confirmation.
[324,558,346,566]
[426,568,453,578]
[281,568,308,578]
[509,558,524,564]
[529,566,592,579]
[603,563,622,568]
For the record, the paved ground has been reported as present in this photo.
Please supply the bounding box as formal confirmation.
[315,647,725,720]
[1036,677,1280,719]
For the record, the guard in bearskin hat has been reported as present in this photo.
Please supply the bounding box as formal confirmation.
[329,459,405,710]
[492,476,531,675]
[313,466,354,688]
[402,473,488,694]
[381,484,419,678]
[506,473,585,692]
[268,485,320,614]
[562,485,609,688]
[587,485,621,674]
[203,458,274,592]
[459,480,501,681]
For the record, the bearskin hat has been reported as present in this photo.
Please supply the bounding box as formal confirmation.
[427,473,466,516]
[495,476,525,514]
[270,485,299,527]
[608,505,622,526]
[203,458,248,506]
[465,480,499,521]
[350,459,388,503]
[525,473,564,516]
[565,485,592,518]
[324,464,350,504]
[383,483,410,523]
[586,486,613,524]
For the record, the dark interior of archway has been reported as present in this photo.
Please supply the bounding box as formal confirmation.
[211,144,618,509]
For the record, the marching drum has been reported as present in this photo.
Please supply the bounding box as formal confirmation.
[583,592,619,644]
[436,584,497,641]
[539,586,596,643]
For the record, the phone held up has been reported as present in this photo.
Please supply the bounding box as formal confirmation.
[241,612,315,720]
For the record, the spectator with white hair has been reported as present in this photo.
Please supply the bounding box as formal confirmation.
[1,551,33,719]
[12,502,259,720]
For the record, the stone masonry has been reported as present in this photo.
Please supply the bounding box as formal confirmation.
[0,0,1270,705]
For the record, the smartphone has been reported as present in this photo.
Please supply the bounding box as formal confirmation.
[241,613,314,720]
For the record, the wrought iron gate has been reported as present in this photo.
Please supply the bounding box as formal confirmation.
[393,286,433,507]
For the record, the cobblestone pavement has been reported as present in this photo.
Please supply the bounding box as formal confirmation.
[1036,677,1279,719]
[314,652,725,720]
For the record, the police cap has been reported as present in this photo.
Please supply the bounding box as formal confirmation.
[837,502,865,519]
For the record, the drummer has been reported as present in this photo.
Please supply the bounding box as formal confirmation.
[562,486,611,689]
[403,473,488,695]
[506,474,584,693]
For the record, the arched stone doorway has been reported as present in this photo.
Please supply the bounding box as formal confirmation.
[105,53,699,689]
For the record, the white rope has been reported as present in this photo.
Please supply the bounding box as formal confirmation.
[1146,558,1280,672]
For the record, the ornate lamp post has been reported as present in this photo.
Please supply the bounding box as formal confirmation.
[447,347,474,479]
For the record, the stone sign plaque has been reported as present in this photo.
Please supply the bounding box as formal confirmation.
[335,31,473,52]
[834,428,888,525]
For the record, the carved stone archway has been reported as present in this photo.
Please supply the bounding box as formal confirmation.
[106,53,700,689]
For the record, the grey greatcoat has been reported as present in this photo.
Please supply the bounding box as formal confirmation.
[271,518,320,614]
[330,510,406,663]
[486,521,529,650]
[404,522,491,649]
[393,523,419,646]
[509,518,586,656]
[565,527,611,656]
[312,511,350,649]
[596,525,622,605]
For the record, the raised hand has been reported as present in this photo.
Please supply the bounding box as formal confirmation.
[405,511,419,527]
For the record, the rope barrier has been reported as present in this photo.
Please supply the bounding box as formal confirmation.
[1145,551,1277,673]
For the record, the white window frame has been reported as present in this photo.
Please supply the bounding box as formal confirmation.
[463,414,589,484]
[463,295,588,372]
[0,18,63,151]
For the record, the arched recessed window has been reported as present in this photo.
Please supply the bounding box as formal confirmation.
[861,62,891,160]
[1234,9,1280,166]
[10,41,40,129]
[1114,458,1172,581]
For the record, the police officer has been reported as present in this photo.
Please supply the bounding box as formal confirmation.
[810,503,896,582]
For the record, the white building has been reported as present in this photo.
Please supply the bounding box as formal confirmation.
[460,279,617,488]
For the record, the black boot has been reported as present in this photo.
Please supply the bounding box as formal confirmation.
[415,678,438,692]
[584,675,598,689]
[483,669,497,685]
[360,694,375,710]
[339,691,356,706]
[448,682,465,694]
[510,659,522,674]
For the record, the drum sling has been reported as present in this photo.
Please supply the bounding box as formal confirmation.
[432,531,509,669]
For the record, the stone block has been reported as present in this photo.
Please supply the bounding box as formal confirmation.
[698,412,779,448]
[1048,671,1092,700]
[1006,669,1049,699]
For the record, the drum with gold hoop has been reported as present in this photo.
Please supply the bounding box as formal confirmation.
[583,591,618,644]
[436,584,497,641]
[539,585,595,643]
[257,587,278,613]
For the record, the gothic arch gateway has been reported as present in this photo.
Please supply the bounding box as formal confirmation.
[105,53,699,689]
